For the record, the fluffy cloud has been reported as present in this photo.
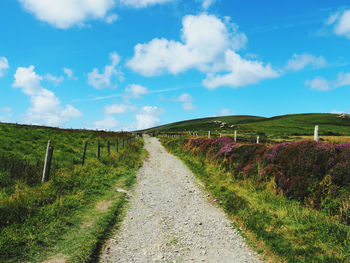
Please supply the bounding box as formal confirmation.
[18,0,116,29]
[327,10,350,39]
[13,66,82,126]
[104,103,131,114]
[88,52,123,89]
[285,53,326,72]
[125,84,148,98]
[94,115,119,130]
[203,50,278,89]
[0,57,9,78]
[119,0,173,8]
[128,13,277,89]
[127,13,247,76]
[177,93,196,111]
[305,72,350,91]
[135,106,162,129]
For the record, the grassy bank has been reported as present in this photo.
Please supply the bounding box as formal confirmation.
[160,137,349,263]
[0,123,146,262]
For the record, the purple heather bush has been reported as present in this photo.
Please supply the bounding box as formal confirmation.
[183,137,350,221]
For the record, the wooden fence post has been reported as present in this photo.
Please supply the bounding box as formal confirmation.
[123,139,125,148]
[42,140,54,182]
[116,140,119,152]
[234,130,237,142]
[257,136,260,144]
[97,141,100,159]
[208,131,211,138]
[107,141,110,155]
[82,141,88,166]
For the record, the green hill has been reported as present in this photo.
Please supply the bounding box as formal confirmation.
[146,113,350,137]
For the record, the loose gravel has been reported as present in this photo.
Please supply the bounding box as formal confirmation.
[101,136,262,263]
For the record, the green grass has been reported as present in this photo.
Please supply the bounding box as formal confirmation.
[161,137,350,263]
[0,122,145,262]
[145,113,350,138]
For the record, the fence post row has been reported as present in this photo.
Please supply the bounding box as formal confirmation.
[42,140,54,182]
[82,141,88,166]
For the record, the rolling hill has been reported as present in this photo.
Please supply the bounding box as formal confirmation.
[145,113,350,137]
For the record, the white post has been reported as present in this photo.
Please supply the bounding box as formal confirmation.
[234,130,237,142]
[257,136,260,144]
[314,125,319,141]
[220,133,222,137]
[208,131,211,138]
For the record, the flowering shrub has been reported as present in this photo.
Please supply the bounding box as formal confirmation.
[182,137,350,222]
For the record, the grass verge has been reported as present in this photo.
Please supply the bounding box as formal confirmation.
[0,138,146,263]
[160,137,350,263]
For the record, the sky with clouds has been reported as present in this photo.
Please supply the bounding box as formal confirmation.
[1,0,350,130]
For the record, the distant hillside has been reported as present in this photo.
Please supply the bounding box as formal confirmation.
[145,113,350,136]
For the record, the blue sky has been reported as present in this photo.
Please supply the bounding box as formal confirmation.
[0,0,350,130]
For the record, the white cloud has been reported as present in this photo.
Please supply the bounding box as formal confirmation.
[135,106,162,129]
[63,67,77,79]
[128,13,276,89]
[13,66,82,126]
[285,53,327,72]
[305,72,350,91]
[19,0,116,29]
[88,52,123,89]
[327,10,350,39]
[125,84,148,98]
[104,104,130,114]
[45,73,64,86]
[127,13,247,76]
[119,0,173,8]
[0,57,9,78]
[177,93,196,110]
[203,50,279,89]
[105,13,118,23]
[94,115,119,130]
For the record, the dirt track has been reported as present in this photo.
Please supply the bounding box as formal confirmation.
[101,136,262,263]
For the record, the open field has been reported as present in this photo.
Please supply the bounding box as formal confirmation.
[0,122,145,262]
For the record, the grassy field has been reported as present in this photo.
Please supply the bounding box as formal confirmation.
[0,123,145,263]
[146,113,350,140]
[160,137,350,263]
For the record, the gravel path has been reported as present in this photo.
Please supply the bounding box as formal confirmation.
[101,136,262,263]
